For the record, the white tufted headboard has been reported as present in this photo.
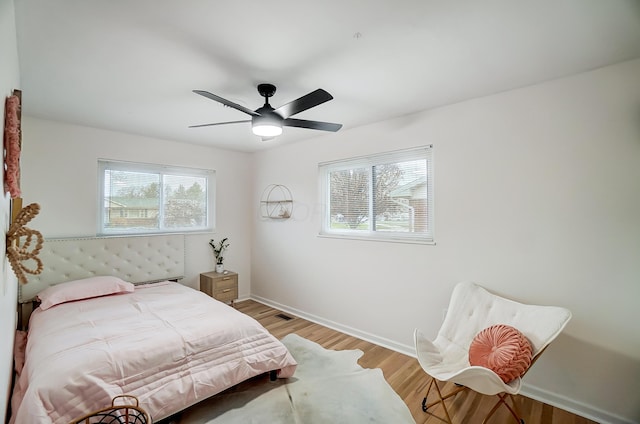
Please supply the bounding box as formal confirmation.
[19,234,185,303]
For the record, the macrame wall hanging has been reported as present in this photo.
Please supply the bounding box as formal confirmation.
[4,89,22,199]
[6,203,43,284]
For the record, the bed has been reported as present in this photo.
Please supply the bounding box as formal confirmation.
[10,235,297,424]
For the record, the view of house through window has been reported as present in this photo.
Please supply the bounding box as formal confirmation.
[98,160,214,235]
[319,146,433,243]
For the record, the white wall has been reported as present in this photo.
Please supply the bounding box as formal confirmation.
[20,119,254,296]
[0,0,20,420]
[251,59,640,424]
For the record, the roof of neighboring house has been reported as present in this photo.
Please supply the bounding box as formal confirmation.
[389,177,427,198]
[105,197,159,209]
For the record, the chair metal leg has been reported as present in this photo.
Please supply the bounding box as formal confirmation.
[482,393,524,424]
[504,394,525,424]
[421,379,525,424]
[421,379,435,412]
[421,378,468,424]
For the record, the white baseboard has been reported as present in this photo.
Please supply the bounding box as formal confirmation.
[249,295,416,357]
[248,295,634,424]
[520,384,636,424]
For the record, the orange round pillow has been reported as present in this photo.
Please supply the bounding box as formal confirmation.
[468,324,533,383]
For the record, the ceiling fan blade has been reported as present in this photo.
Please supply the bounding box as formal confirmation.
[274,89,333,119]
[189,119,251,128]
[193,90,260,117]
[283,118,342,132]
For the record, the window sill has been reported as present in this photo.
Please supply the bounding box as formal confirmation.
[317,233,435,245]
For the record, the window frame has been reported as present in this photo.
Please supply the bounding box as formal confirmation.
[98,159,215,236]
[318,145,434,244]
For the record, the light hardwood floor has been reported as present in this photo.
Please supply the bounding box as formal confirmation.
[236,299,597,424]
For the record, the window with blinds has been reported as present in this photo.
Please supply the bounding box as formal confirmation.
[319,146,434,243]
[98,159,215,235]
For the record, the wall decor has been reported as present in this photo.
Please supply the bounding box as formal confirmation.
[0,195,6,295]
[6,202,44,285]
[4,89,22,199]
[260,184,293,219]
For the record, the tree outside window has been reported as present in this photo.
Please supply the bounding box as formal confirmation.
[320,146,433,243]
[99,160,214,235]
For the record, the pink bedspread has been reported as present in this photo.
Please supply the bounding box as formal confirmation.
[10,282,297,423]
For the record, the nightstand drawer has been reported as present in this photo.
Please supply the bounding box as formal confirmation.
[214,286,238,303]
[215,276,237,291]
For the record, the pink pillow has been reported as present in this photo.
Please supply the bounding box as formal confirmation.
[468,324,533,383]
[37,276,134,310]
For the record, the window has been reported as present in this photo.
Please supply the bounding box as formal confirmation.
[98,159,215,235]
[319,146,434,243]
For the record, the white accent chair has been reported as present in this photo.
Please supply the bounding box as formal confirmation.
[414,282,571,424]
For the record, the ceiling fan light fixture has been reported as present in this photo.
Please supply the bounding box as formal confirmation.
[252,123,283,137]
[252,113,283,137]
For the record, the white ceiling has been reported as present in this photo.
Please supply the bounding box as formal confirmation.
[13,0,640,152]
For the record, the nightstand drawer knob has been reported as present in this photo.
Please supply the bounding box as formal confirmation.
[222,277,231,281]
[222,288,231,293]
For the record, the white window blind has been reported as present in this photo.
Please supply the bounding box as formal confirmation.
[98,159,215,235]
[319,146,434,243]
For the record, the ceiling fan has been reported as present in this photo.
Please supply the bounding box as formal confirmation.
[190,84,342,140]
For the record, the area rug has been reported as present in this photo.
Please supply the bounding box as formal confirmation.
[174,333,416,423]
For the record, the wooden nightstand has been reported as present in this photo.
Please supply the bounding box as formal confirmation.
[200,270,238,306]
